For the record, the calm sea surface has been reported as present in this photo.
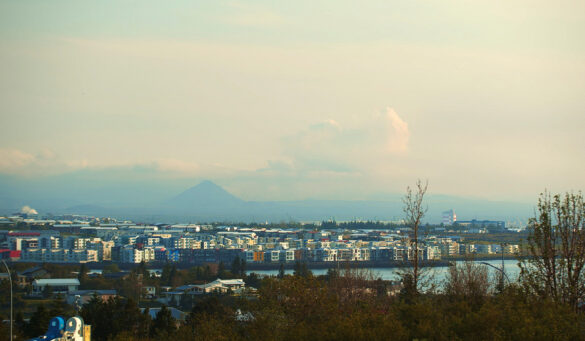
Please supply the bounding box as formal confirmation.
[89,260,522,286]
[246,259,522,284]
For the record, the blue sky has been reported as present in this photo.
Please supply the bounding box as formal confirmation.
[0,1,584,202]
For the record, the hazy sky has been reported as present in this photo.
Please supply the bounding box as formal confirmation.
[1,0,584,201]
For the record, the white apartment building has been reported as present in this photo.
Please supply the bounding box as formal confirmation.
[21,248,98,263]
[86,240,114,261]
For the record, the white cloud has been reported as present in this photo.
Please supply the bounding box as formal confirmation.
[0,148,35,172]
[385,107,410,153]
[154,158,200,174]
[278,107,410,173]
[0,147,90,175]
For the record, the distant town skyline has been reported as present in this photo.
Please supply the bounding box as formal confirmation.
[1,1,584,202]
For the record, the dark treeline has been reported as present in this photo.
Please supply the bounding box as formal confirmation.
[321,220,400,230]
[0,299,76,339]
[209,221,318,229]
[210,220,400,230]
[7,264,584,341]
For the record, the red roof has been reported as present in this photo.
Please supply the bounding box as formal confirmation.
[8,232,40,237]
[0,250,20,258]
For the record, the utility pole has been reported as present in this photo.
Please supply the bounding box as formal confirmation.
[1,260,13,341]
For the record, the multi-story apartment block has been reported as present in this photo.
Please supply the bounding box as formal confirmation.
[21,248,97,263]
[370,247,390,261]
[138,237,161,247]
[424,246,441,260]
[120,246,154,263]
[174,237,194,249]
[284,249,295,262]
[268,250,281,262]
[243,250,255,263]
[63,237,93,250]
[475,244,493,254]
[439,242,460,256]
[392,247,408,261]
[504,244,519,255]
[39,236,61,249]
[87,240,114,261]
[321,248,337,262]
[68,249,98,263]
[337,249,354,261]
[120,247,143,263]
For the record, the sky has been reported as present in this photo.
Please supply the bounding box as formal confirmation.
[0,0,584,202]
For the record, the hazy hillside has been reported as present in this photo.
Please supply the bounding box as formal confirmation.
[0,177,533,224]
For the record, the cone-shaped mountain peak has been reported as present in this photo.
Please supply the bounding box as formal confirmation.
[167,180,244,209]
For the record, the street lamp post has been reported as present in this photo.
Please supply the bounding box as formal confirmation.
[480,261,510,284]
[500,243,507,289]
[1,260,13,341]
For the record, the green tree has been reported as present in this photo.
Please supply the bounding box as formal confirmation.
[15,311,26,335]
[240,257,247,277]
[81,295,108,340]
[81,296,145,341]
[278,263,285,279]
[161,263,172,285]
[26,304,51,337]
[151,305,176,337]
[169,264,179,286]
[180,291,194,310]
[245,272,261,288]
[326,268,339,281]
[520,191,585,310]
[135,261,149,277]
[231,256,241,276]
[78,263,88,286]
[179,296,237,340]
[203,265,213,280]
[195,266,203,280]
[138,307,152,339]
[103,263,120,274]
[293,261,312,278]
[42,284,53,298]
[217,261,227,279]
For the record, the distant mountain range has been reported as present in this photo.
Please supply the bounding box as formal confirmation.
[0,179,533,225]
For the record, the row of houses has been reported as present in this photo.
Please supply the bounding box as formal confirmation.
[242,246,440,263]
[3,223,520,266]
[436,241,520,256]
[110,245,441,264]
[17,238,115,263]
[160,278,248,305]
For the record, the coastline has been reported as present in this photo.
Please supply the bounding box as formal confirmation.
[12,255,524,271]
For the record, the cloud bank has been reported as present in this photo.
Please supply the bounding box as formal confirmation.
[277,107,410,175]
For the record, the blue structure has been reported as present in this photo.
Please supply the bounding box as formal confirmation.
[168,249,180,262]
[30,316,66,340]
[47,317,66,338]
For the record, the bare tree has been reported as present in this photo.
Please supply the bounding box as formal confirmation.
[400,179,428,295]
[444,257,491,306]
[520,191,585,310]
